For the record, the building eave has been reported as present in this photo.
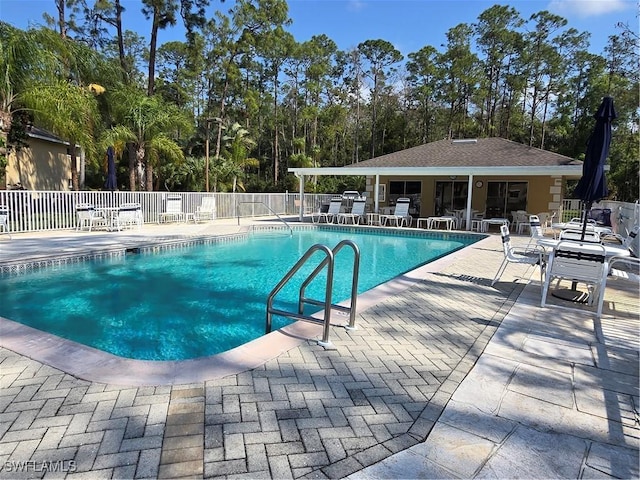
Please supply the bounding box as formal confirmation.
[27,131,70,146]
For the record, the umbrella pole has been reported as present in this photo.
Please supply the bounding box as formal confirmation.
[580,200,592,242]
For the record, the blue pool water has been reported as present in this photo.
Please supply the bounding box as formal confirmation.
[0,228,480,360]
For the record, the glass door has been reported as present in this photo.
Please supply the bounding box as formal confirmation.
[434,181,468,215]
[486,181,528,218]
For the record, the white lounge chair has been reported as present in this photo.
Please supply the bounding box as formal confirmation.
[0,205,11,238]
[379,198,412,227]
[195,196,216,222]
[311,198,342,224]
[75,203,106,232]
[337,198,366,225]
[159,195,185,223]
[117,203,142,230]
[492,224,544,286]
[541,240,608,318]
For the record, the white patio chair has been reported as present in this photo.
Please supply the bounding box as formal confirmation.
[195,196,216,222]
[492,224,544,286]
[158,195,185,223]
[513,210,530,233]
[337,198,367,225]
[442,209,461,229]
[311,198,342,224]
[75,203,106,232]
[117,203,142,230]
[0,205,11,239]
[524,214,544,251]
[541,240,608,318]
[539,211,556,237]
[379,198,412,227]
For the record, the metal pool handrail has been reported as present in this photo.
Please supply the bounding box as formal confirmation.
[265,240,361,348]
[298,240,360,330]
[266,244,335,347]
[237,201,292,235]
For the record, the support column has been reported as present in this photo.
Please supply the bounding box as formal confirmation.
[298,174,305,222]
[374,175,380,213]
[465,175,474,230]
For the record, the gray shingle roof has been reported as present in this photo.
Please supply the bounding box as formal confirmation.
[349,137,581,168]
[27,126,68,145]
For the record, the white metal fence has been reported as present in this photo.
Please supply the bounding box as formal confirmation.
[1,189,637,236]
[0,190,336,234]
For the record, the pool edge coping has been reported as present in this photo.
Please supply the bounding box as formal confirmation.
[0,227,493,386]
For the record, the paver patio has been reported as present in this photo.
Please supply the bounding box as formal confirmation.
[0,220,637,479]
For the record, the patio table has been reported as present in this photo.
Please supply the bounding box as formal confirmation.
[94,207,120,231]
[537,238,630,259]
[425,216,456,230]
[366,213,381,226]
[481,218,509,232]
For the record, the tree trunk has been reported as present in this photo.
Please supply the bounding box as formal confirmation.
[146,163,154,191]
[214,75,230,172]
[0,110,12,136]
[147,8,160,96]
[55,0,67,39]
[273,75,279,184]
[69,142,79,191]
[128,145,136,191]
[115,0,128,84]
[136,145,145,191]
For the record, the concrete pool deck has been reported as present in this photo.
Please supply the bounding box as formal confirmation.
[0,218,638,479]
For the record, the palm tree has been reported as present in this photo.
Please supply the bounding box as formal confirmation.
[105,87,191,190]
[4,23,120,190]
[0,24,60,160]
[21,79,100,190]
[221,122,259,193]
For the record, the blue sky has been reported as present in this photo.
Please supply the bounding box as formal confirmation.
[1,0,637,58]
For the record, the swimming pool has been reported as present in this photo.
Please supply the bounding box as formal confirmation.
[0,226,481,361]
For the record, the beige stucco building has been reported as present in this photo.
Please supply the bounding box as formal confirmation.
[290,137,585,227]
[3,127,76,191]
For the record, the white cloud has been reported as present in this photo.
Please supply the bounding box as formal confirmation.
[346,0,367,13]
[547,0,633,18]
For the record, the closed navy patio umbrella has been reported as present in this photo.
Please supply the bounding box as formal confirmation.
[553,97,616,303]
[574,96,616,240]
[104,146,117,191]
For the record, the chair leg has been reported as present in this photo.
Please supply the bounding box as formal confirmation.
[541,272,553,307]
[491,258,508,286]
[595,283,605,319]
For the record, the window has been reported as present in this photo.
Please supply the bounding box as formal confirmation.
[377,184,386,202]
[388,181,421,216]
